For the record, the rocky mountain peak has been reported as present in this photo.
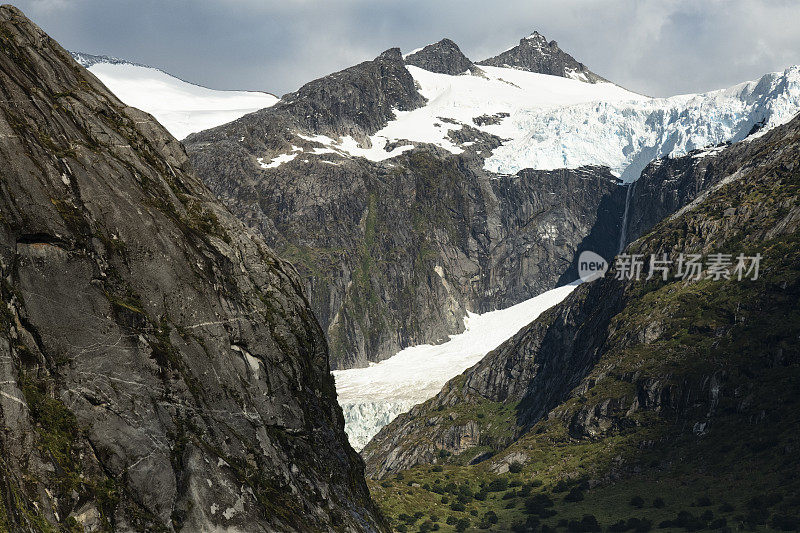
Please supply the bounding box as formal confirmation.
[377,46,404,61]
[272,45,425,140]
[478,30,608,83]
[404,38,475,75]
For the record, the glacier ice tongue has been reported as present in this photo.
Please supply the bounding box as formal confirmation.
[482,66,800,181]
[330,64,800,183]
[333,283,579,451]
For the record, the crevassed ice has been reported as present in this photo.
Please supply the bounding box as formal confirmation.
[333,282,579,451]
[485,66,800,181]
[327,64,800,183]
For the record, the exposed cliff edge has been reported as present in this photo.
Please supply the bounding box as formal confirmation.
[0,6,385,531]
[186,124,626,369]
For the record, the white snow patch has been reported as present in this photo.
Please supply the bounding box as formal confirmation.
[85,62,278,140]
[258,152,298,169]
[297,133,414,161]
[333,282,580,450]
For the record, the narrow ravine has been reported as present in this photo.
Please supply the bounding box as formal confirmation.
[618,179,636,254]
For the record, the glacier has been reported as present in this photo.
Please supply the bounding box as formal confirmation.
[73,54,278,139]
[484,65,800,181]
[307,64,800,183]
[333,283,579,451]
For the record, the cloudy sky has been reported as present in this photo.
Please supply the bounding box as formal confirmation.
[13,0,800,97]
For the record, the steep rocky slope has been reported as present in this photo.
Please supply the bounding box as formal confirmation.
[363,111,800,504]
[0,6,385,532]
[187,127,626,369]
[477,31,608,83]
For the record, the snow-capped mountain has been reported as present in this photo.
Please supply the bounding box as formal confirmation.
[299,61,800,182]
[72,53,278,139]
[186,33,800,375]
[333,283,579,450]
[183,33,800,456]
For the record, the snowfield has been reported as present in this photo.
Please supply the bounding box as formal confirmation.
[485,66,800,180]
[302,64,800,182]
[82,61,278,139]
[333,282,580,451]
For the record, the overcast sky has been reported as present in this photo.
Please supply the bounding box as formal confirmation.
[12,0,800,97]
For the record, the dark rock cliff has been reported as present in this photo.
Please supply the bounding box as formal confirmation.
[0,6,385,531]
[477,31,607,83]
[362,112,800,478]
[404,39,475,75]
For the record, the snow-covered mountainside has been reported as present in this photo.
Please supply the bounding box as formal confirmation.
[486,66,800,181]
[295,64,800,182]
[333,283,579,450]
[72,53,278,139]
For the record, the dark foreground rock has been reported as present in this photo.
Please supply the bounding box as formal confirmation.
[0,6,386,531]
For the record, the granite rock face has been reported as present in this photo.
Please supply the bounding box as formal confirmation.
[0,6,385,531]
[404,39,475,75]
[187,124,627,369]
[478,31,607,83]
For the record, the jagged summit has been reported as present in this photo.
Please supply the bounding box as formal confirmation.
[404,38,476,75]
[478,30,608,83]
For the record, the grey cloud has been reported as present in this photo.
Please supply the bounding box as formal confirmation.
[11,0,800,97]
